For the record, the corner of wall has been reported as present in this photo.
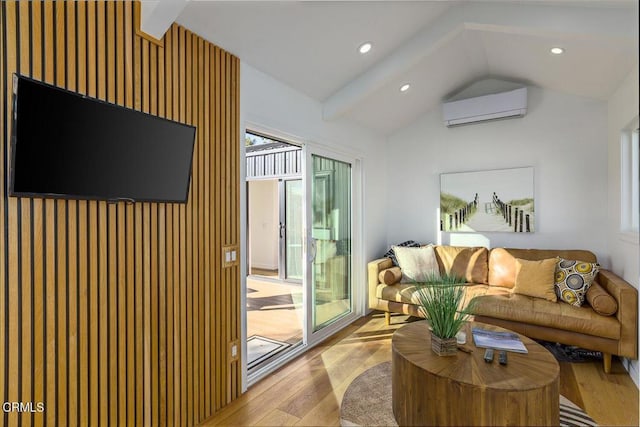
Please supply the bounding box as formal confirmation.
[622,358,639,388]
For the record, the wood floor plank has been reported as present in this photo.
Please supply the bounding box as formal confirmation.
[294,346,393,427]
[570,358,639,426]
[255,409,300,427]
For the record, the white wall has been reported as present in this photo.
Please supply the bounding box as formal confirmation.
[248,180,279,270]
[241,63,389,267]
[386,87,609,262]
[606,63,639,386]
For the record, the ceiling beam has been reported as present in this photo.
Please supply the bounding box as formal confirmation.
[322,3,637,121]
[140,0,189,41]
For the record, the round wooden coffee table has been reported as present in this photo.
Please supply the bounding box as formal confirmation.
[392,321,559,426]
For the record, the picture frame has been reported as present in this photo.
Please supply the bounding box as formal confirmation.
[440,167,535,233]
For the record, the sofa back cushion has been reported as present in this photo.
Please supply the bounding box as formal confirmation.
[434,246,489,284]
[488,248,597,288]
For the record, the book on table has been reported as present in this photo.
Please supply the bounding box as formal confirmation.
[472,328,529,354]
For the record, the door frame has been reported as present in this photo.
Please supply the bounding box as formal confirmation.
[240,124,364,389]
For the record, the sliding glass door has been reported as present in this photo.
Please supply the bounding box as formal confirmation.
[244,131,359,384]
[308,154,353,333]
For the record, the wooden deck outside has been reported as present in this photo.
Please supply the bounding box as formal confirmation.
[247,276,304,346]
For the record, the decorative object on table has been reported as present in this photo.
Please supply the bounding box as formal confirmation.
[440,166,534,233]
[340,362,598,427]
[414,273,475,356]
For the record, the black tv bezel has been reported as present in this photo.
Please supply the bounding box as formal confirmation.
[9,73,196,204]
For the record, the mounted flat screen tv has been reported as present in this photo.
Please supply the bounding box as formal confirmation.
[10,74,196,203]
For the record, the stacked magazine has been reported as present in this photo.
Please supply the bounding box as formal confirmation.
[472,328,528,354]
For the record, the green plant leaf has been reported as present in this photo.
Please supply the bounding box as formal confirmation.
[414,273,473,339]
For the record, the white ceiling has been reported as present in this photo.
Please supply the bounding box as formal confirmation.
[167,0,639,135]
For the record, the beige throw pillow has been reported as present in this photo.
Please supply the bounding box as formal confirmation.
[512,258,558,302]
[393,245,440,283]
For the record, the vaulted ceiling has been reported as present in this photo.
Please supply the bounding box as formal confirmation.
[142,0,639,135]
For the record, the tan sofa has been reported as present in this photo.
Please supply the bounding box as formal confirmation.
[368,246,638,373]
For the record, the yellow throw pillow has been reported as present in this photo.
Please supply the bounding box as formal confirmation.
[513,258,558,302]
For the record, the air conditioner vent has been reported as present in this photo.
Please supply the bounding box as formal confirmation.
[442,87,527,127]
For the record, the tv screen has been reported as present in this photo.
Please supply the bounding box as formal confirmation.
[10,74,196,203]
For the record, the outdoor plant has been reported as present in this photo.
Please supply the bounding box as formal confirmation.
[415,273,476,339]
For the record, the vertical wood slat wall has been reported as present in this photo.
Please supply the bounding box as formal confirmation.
[0,1,241,426]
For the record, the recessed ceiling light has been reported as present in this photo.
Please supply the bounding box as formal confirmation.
[400,83,410,92]
[358,42,372,54]
[550,47,564,55]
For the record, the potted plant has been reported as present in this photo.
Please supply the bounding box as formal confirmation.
[415,273,475,356]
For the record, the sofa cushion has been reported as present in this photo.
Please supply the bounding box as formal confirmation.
[378,267,402,285]
[586,282,618,316]
[512,258,558,302]
[488,248,598,288]
[376,283,421,305]
[394,245,440,283]
[383,240,420,266]
[472,293,620,340]
[434,246,489,284]
[554,258,600,307]
[377,283,510,307]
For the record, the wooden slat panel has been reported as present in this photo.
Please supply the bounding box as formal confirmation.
[123,4,136,427]
[17,4,32,427]
[1,1,241,425]
[203,39,211,421]
[213,45,222,413]
[105,4,118,424]
[29,8,46,422]
[185,29,194,426]
[64,2,78,426]
[78,200,88,427]
[115,5,128,427]
[0,3,6,424]
[54,2,69,425]
[163,27,174,427]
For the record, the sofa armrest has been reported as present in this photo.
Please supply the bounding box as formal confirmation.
[595,269,638,359]
[368,258,394,310]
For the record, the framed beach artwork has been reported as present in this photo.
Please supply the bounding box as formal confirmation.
[440,167,535,233]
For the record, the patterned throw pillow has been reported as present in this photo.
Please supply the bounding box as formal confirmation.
[383,240,420,266]
[554,258,600,306]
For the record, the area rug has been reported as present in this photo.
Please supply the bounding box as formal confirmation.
[247,335,290,369]
[340,362,597,427]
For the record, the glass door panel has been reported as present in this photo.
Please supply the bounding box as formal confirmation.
[311,155,352,331]
[284,179,303,280]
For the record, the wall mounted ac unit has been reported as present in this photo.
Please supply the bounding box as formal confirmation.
[442,87,527,127]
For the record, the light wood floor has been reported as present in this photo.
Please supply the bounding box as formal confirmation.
[202,312,639,426]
